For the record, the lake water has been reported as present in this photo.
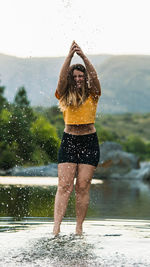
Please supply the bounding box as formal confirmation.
[1,178,150,266]
[1,178,150,219]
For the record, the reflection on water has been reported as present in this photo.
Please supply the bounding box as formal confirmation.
[0,185,56,218]
[90,179,150,219]
[0,179,150,219]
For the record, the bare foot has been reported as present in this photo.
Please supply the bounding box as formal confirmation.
[53,224,60,236]
[75,225,83,235]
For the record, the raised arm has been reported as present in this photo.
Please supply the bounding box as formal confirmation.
[56,41,77,97]
[74,42,101,96]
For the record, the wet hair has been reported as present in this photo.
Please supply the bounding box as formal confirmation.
[59,64,90,111]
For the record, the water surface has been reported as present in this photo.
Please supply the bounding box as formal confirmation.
[1,178,150,266]
[0,179,150,219]
[0,218,150,266]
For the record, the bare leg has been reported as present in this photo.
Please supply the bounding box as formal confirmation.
[53,163,77,236]
[75,164,96,235]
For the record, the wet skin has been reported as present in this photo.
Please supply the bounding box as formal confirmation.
[64,123,96,135]
[64,69,96,135]
[73,69,85,89]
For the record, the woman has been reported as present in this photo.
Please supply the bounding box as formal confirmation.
[53,41,101,236]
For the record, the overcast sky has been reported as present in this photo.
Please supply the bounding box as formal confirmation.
[0,0,149,58]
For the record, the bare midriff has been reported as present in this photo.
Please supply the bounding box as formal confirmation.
[64,123,96,135]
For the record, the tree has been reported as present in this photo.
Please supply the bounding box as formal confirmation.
[0,109,12,143]
[30,115,60,162]
[0,82,7,112]
[0,83,14,169]
[14,86,30,107]
[9,87,35,164]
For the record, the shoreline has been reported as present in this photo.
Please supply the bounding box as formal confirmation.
[0,176,103,186]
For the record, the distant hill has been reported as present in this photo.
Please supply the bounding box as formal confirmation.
[98,55,150,113]
[0,53,110,108]
[0,53,150,113]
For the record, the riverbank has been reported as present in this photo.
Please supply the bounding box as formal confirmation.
[0,218,150,266]
[0,176,103,186]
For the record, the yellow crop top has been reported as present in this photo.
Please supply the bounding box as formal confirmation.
[55,90,100,125]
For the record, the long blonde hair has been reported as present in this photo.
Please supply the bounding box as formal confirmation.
[59,64,90,111]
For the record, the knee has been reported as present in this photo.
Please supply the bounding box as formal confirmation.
[58,183,73,195]
[75,183,89,195]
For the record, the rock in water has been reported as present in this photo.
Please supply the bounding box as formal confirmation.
[6,142,150,180]
[7,164,58,177]
[94,141,140,179]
